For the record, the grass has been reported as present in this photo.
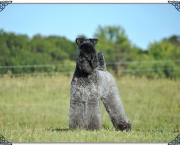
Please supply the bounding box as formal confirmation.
[0,75,180,142]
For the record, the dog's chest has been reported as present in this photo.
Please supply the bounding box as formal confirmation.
[70,71,102,103]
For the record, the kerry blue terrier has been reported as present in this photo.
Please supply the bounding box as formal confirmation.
[69,38,131,131]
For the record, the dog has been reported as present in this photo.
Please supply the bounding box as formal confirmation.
[69,38,131,131]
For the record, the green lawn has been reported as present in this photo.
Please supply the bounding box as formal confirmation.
[0,75,179,142]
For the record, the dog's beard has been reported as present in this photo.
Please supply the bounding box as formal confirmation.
[76,44,98,74]
[77,54,97,74]
[78,60,93,73]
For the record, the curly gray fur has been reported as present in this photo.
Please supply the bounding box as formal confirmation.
[69,38,131,131]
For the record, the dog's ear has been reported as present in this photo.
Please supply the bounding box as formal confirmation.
[76,38,84,46]
[89,39,98,46]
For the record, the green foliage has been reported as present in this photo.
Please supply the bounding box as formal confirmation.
[0,30,76,75]
[94,25,132,75]
[94,25,131,62]
[0,27,180,78]
[147,40,180,78]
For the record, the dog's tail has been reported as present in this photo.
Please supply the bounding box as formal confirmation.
[97,52,106,71]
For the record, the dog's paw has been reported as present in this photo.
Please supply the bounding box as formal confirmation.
[115,120,131,131]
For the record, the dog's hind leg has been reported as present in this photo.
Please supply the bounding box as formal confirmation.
[100,75,131,131]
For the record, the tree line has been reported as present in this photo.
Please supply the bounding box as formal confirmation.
[0,26,180,78]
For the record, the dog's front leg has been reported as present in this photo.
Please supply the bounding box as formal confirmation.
[86,99,101,130]
[69,85,86,130]
[69,101,86,130]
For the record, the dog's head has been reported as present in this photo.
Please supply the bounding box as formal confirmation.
[75,38,98,74]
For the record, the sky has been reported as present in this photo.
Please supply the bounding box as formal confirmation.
[0,4,180,50]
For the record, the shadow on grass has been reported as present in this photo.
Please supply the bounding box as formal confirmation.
[45,127,70,132]
[45,124,115,132]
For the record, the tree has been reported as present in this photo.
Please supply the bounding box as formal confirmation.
[147,39,180,78]
[94,25,133,75]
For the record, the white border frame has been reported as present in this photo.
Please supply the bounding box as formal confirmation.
[11,0,168,4]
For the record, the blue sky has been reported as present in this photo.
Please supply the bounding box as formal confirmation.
[0,4,180,50]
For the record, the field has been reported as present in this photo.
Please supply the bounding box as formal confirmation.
[0,74,180,142]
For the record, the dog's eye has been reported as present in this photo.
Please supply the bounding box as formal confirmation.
[79,52,83,56]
